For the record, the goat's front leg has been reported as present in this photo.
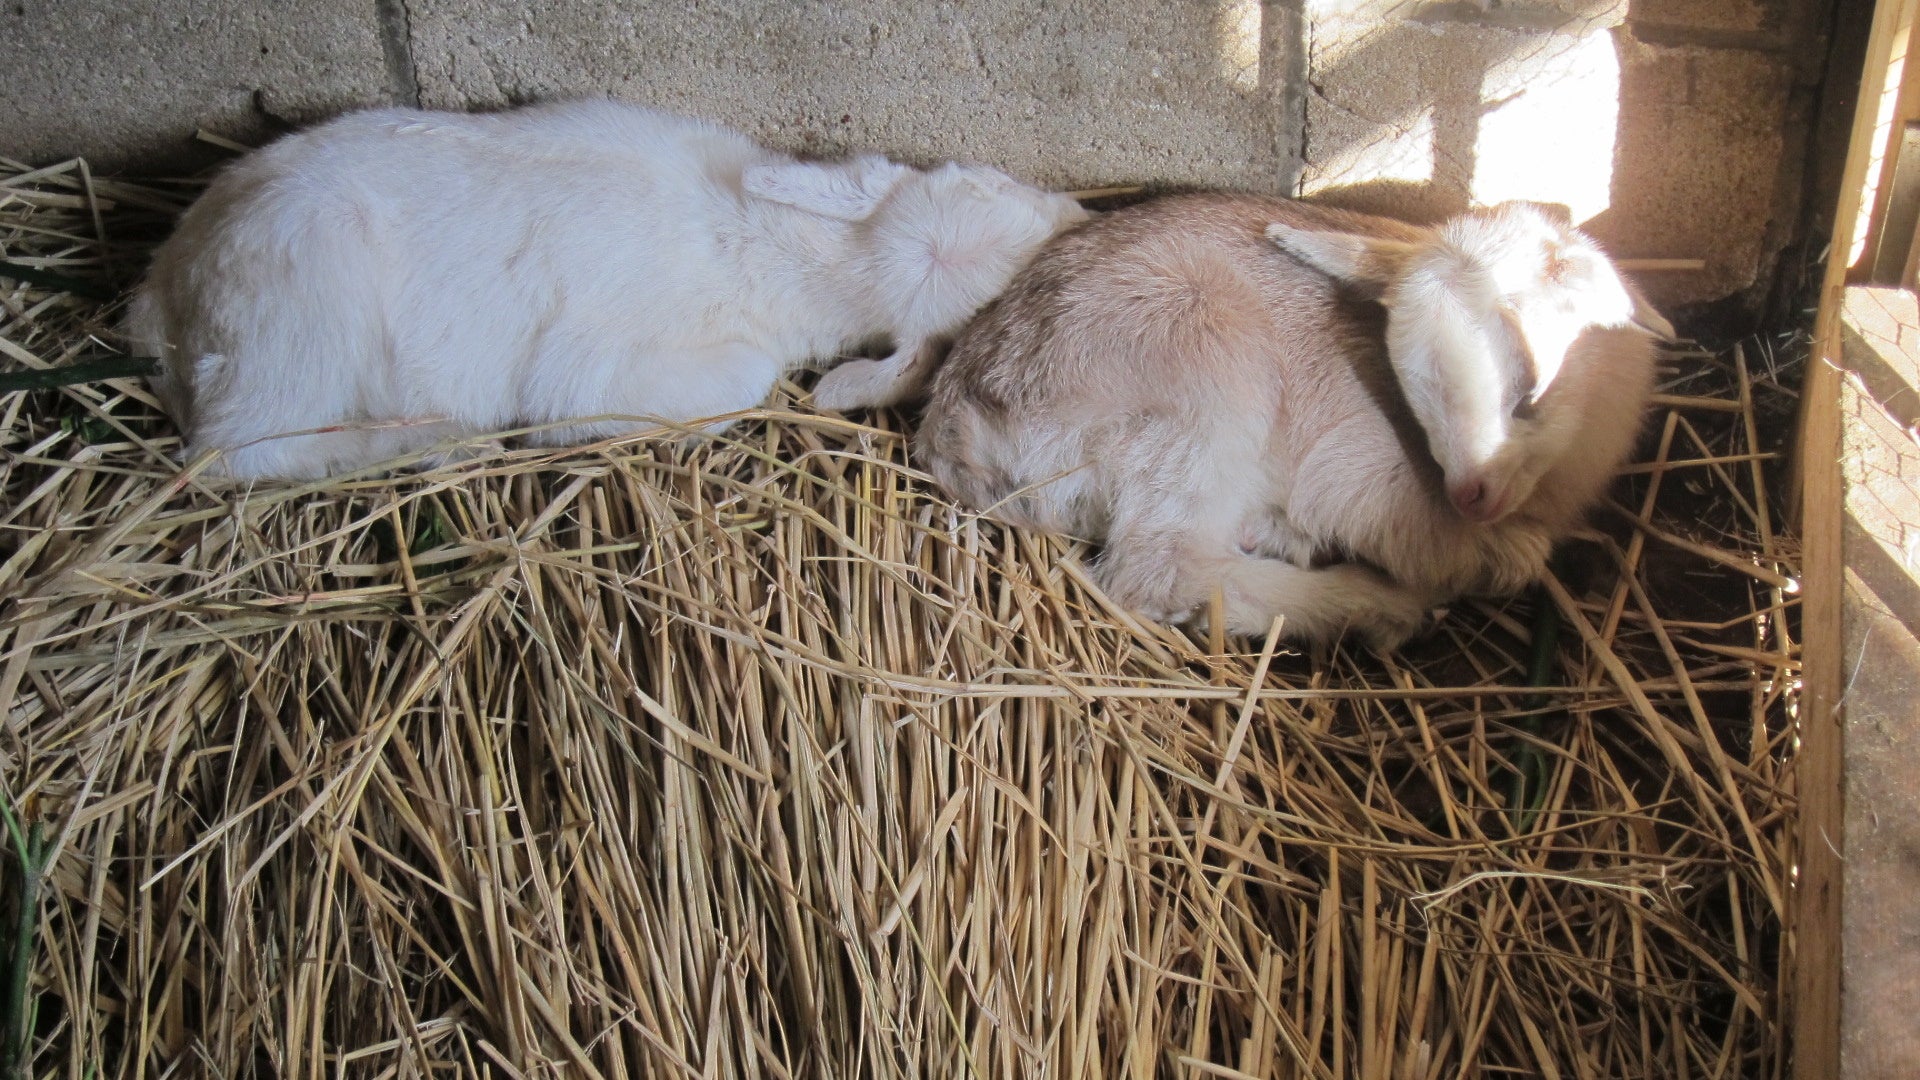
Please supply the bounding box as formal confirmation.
[812,338,944,411]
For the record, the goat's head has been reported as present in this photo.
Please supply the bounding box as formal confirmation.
[1267,201,1672,524]
[860,163,1091,338]
[744,156,1089,339]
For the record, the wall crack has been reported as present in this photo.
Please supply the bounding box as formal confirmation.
[375,0,422,107]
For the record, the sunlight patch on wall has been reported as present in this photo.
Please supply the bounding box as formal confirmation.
[1851,7,1918,269]
[1471,31,1619,224]
[1304,0,1626,71]
[1216,0,1263,93]
[1299,108,1437,197]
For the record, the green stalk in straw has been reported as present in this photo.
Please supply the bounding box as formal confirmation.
[1507,553,1566,833]
[0,260,116,302]
[0,357,158,392]
[0,793,47,1079]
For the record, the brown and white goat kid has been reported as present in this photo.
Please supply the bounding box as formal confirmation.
[913,195,1673,647]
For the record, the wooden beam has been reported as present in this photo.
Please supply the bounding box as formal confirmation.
[1614,258,1707,272]
[1796,3,1920,1078]
[1871,121,1920,281]
[1828,289,1920,1075]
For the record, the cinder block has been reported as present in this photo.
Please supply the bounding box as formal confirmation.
[1584,39,1794,306]
[405,0,1297,192]
[0,0,396,171]
[1626,0,1782,35]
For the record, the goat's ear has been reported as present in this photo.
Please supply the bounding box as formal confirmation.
[1622,283,1677,342]
[951,164,1020,201]
[743,155,913,222]
[1265,223,1418,298]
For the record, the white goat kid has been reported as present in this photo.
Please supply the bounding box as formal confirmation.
[126,100,1088,479]
[918,196,1672,647]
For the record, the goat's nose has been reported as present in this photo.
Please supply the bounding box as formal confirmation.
[1448,477,1496,522]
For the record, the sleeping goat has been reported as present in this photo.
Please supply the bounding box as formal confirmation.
[124,100,1087,479]
[904,195,1673,647]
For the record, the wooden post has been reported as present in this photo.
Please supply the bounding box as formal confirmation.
[1796,2,1920,1078]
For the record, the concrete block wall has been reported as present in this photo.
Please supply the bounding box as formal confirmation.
[2,0,1830,311]
[1298,0,1818,308]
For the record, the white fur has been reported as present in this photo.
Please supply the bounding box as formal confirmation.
[918,196,1666,647]
[125,100,1087,479]
[1269,203,1671,524]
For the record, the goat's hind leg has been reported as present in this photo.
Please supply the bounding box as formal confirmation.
[1095,518,1427,647]
[1110,453,1423,646]
[1208,553,1429,648]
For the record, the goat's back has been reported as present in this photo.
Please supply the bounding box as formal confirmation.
[924,195,1431,536]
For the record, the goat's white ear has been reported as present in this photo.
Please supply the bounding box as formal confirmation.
[956,166,1023,201]
[1265,223,1418,296]
[743,155,913,222]
[1625,285,1677,343]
